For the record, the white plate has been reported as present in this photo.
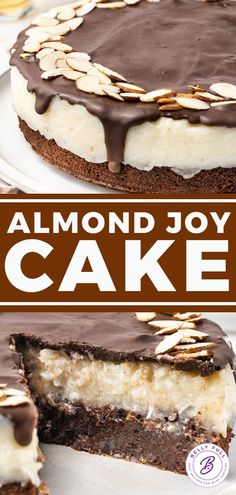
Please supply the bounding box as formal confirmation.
[0,71,118,193]
[40,313,236,495]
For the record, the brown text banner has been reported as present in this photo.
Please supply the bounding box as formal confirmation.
[0,194,235,311]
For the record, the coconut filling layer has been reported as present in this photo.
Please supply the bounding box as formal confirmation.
[25,348,236,437]
[0,415,41,487]
[11,67,236,177]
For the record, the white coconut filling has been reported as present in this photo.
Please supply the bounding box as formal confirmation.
[11,67,236,176]
[0,415,42,487]
[27,348,236,437]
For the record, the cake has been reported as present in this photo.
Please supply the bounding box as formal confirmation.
[9,0,236,193]
[0,312,236,494]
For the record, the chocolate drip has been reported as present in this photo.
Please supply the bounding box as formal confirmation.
[10,0,236,166]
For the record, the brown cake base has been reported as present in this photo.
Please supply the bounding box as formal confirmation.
[0,483,38,495]
[36,398,233,474]
[19,118,236,194]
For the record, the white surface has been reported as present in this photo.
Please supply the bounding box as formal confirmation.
[0,71,117,193]
[40,313,236,495]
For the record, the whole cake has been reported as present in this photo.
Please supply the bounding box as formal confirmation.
[10,0,236,193]
[0,312,236,494]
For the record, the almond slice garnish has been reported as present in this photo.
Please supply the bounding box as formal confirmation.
[75,2,96,16]
[175,97,210,110]
[5,388,27,397]
[36,48,55,60]
[39,51,66,71]
[44,24,71,36]
[33,17,59,27]
[179,329,208,340]
[29,32,51,43]
[102,86,125,101]
[195,91,224,102]
[88,68,112,84]
[120,92,142,100]
[97,1,126,8]
[149,320,196,329]
[140,89,175,103]
[157,97,176,104]
[180,337,196,344]
[41,69,65,80]
[56,58,70,69]
[154,323,183,335]
[67,51,91,61]
[76,75,104,95]
[210,82,236,100]
[66,17,84,30]
[174,350,212,360]
[188,84,206,93]
[115,82,145,93]
[57,7,75,21]
[0,384,7,389]
[26,27,49,37]
[0,395,30,407]
[159,103,182,111]
[155,332,183,355]
[174,312,202,321]
[20,53,32,60]
[172,342,216,353]
[66,57,92,72]
[135,312,157,322]
[94,63,126,82]
[42,41,73,52]
[23,41,41,53]
[62,69,85,80]
[125,0,141,4]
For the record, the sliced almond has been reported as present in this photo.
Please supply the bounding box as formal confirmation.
[115,82,145,93]
[159,103,182,111]
[62,69,85,80]
[120,92,141,100]
[140,89,176,103]
[5,388,27,397]
[33,17,59,27]
[172,342,216,354]
[155,332,183,355]
[42,42,73,52]
[210,82,236,100]
[67,51,91,61]
[156,97,176,105]
[41,69,65,80]
[97,1,126,7]
[180,337,196,344]
[174,312,202,321]
[154,324,182,335]
[26,27,48,37]
[149,320,196,329]
[211,100,236,107]
[66,58,92,72]
[175,97,210,110]
[23,41,40,53]
[179,329,208,340]
[75,2,96,15]
[135,312,157,322]
[176,93,196,99]
[45,24,71,36]
[195,91,224,102]
[66,17,84,30]
[76,75,104,95]
[125,0,141,4]
[20,52,32,60]
[57,7,75,21]
[174,350,211,360]
[0,395,30,407]
[0,384,7,389]
[87,67,112,84]
[29,32,50,43]
[36,48,55,60]
[39,51,66,71]
[94,63,126,82]
[56,58,70,69]
[189,84,206,93]
[102,86,124,101]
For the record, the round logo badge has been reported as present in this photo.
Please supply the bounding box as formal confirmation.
[186,443,229,487]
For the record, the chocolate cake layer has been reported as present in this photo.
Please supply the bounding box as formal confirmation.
[0,483,38,495]
[36,398,233,474]
[19,117,236,193]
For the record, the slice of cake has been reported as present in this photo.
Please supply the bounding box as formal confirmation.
[10,0,236,193]
[0,312,236,493]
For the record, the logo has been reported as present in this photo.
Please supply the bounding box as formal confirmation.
[186,443,229,487]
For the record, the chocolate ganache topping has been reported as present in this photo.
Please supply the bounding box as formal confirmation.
[10,0,236,166]
[0,312,235,446]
